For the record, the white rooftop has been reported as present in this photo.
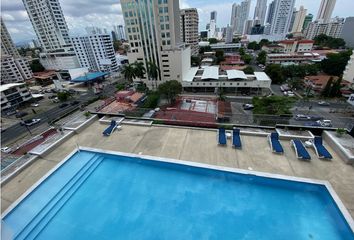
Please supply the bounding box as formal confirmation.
[254,72,271,81]
[183,67,199,82]
[201,66,219,80]
[226,70,247,80]
[0,83,25,92]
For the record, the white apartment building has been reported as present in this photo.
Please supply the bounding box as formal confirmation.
[304,18,344,39]
[278,40,314,53]
[71,34,119,72]
[114,25,126,40]
[343,52,354,84]
[234,0,251,35]
[253,0,267,25]
[316,0,337,23]
[23,0,79,70]
[291,6,307,33]
[1,18,33,84]
[270,0,296,35]
[121,0,190,89]
[0,83,32,111]
[209,11,217,38]
[180,8,199,55]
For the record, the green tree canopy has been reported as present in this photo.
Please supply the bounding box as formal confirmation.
[199,46,212,54]
[121,64,136,83]
[314,34,346,49]
[243,66,254,74]
[265,64,284,84]
[247,41,261,50]
[252,96,295,115]
[133,61,146,79]
[215,50,225,64]
[158,80,182,104]
[191,56,201,66]
[256,51,267,65]
[241,54,252,64]
[29,59,45,72]
[208,38,218,44]
[320,50,352,76]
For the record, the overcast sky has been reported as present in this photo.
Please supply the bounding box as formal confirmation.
[2,0,353,43]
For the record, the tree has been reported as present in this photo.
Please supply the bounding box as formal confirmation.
[252,96,295,115]
[215,50,225,64]
[29,59,45,72]
[199,46,211,54]
[158,80,182,104]
[259,39,270,47]
[256,51,267,65]
[265,64,284,84]
[147,61,160,89]
[314,34,346,49]
[208,38,218,44]
[191,56,201,66]
[239,47,245,56]
[133,61,146,79]
[320,50,352,76]
[329,77,342,97]
[113,40,122,51]
[243,66,254,74]
[57,91,71,102]
[240,53,252,64]
[321,77,333,97]
[247,41,261,50]
[121,64,136,83]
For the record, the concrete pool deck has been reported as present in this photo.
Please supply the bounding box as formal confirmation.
[1,121,354,219]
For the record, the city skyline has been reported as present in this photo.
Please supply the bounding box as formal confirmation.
[1,0,354,43]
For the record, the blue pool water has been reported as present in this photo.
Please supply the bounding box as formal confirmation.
[3,150,354,240]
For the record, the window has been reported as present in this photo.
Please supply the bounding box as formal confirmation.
[161,33,165,38]
[165,24,169,30]
[160,16,164,22]
[161,25,165,30]
[166,32,170,38]
[165,16,169,21]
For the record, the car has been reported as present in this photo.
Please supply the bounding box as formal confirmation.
[294,114,310,121]
[287,91,295,97]
[318,101,330,106]
[317,119,332,127]
[6,110,17,116]
[52,97,59,103]
[15,111,28,118]
[308,115,323,121]
[30,103,39,107]
[59,103,69,108]
[48,95,57,99]
[1,147,12,153]
[243,104,254,110]
[20,118,41,126]
[70,100,80,106]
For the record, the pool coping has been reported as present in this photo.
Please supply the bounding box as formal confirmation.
[2,146,354,233]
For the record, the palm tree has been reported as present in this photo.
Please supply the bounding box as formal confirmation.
[121,64,136,83]
[147,61,160,89]
[133,61,146,79]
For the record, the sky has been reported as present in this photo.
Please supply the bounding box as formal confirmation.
[1,0,354,43]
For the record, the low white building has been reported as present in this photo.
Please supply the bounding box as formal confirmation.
[0,83,32,112]
[278,39,314,53]
[71,34,119,73]
[182,66,271,95]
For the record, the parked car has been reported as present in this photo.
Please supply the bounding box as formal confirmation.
[317,119,332,127]
[243,104,254,110]
[30,103,39,107]
[294,114,310,121]
[48,95,57,99]
[308,115,323,121]
[1,147,12,153]
[20,118,41,126]
[15,111,28,118]
[287,91,295,97]
[59,103,69,108]
[318,101,330,106]
[6,110,17,116]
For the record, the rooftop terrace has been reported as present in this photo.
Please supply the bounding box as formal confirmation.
[2,120,354,220]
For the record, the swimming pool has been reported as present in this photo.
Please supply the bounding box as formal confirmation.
[2,148,354,240]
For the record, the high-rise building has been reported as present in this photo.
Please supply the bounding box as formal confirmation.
[302,14,314,31]
[180,8,199,55]
[209,11,217,38]
[230,3,240,34]
[291,6,307,33]
[71,34,119,73]
[86,27,103,35]
[1,18,33,84]
[23,0,80,70]
[235,0,251,34]
[225,25,233,43]
[288,8,297,32]
[340,17,354,48]
[244,20,254,35]
[304,17,344,39]
[269,0,296,35]
[266,0,276,24]
[316,0,337,24]
[114,25,126,40]
[253,0,267,25]
[121,0,190,88]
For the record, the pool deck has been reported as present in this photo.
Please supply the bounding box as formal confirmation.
[2,121,354,219]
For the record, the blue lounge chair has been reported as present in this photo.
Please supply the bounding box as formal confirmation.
[311,136,332,159]
[232,128,242,149]
[217,128,227,145]
[291,139,311,161]
[268,132,284,154]
[103,120,118,136]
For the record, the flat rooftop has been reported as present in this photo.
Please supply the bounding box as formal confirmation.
[1,121,354,219]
